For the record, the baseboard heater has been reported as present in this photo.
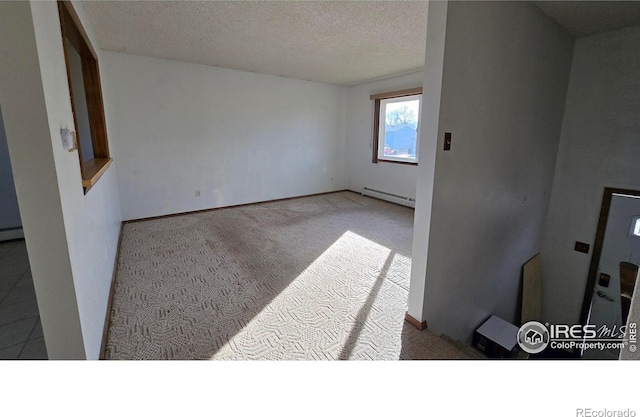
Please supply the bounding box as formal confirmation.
[361,187,415,208]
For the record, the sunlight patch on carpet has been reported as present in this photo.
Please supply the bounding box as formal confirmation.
[210,231,408,360]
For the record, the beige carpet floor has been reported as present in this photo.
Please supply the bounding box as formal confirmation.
[105,191,482,360]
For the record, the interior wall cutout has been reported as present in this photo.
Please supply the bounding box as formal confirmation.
[64,39,94,162]
[58,1,112,192]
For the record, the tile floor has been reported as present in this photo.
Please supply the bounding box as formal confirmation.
[0,239,47,360]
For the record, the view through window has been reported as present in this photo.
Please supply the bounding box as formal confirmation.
[371,88,422,165]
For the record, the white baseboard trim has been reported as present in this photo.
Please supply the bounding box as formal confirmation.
[0,228,24,242]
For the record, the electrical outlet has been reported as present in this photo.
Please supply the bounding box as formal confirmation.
[195,189,201,197]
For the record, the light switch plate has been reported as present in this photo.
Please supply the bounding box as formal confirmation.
[574,241,590,254]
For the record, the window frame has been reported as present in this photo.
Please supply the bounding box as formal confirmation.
[370,87,422,165]
[58,1,112,194]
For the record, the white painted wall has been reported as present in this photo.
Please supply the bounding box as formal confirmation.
[412,1,574,342]
[0,104,22,232]
[345,71,423,199]
[100,51,347,221]
[0,1,122,359]
[408,0,448,324]
[541,26,640,328]
[0,1,85,359]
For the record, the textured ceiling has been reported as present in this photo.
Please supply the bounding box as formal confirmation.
[81,0,429,86]
[81,1,640,86]
[534,1,640,37]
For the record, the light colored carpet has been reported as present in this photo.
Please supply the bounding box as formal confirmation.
[105,191,481,360]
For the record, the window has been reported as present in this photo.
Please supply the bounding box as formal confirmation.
[58,1,112,193]
[371,87,422,165]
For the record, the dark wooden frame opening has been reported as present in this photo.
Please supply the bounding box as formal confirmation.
[370,87,422,166]
[58,1,112,193]
[579,187,640,338]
